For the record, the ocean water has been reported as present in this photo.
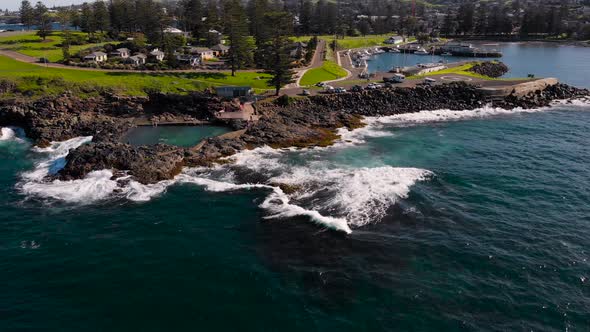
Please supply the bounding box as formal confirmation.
[122,125,231,147]
[368,42,590,87]
[1,99,590,331]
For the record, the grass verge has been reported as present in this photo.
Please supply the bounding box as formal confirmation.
[0,31,107,62]
[300,60,348,86]
[0,55,272,97]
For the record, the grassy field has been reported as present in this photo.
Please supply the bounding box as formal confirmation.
[0,31,106,62]
[300,60,348,86]
[0,55,272,96]
[408,62,523,80]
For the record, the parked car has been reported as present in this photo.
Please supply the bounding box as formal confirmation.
[316,82,326,87]
[302,89,311,96]
[324,85,335,93]
[373,83,384,89]
[38,57,49,63]
[351,85,363,92]
[335,87,347,93]
[366,83,376,90]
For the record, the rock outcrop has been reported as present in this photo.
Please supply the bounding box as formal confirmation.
[1,82,588,184]
[468,61,509,78]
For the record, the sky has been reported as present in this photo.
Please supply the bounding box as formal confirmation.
[4,0,88,11]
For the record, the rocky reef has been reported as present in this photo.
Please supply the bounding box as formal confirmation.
[1,82,588,184]
[468,61,509,78]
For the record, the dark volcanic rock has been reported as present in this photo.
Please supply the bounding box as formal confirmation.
[2,82,588,185]
[468,61,509,78]
[59,142,185,184]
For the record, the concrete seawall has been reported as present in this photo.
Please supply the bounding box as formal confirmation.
[477,78,559,98]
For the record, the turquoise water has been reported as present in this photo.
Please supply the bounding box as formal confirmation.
[2,103,590,331]
[2,42,590,330]
[368,42,590,87]
[122,125,231,147]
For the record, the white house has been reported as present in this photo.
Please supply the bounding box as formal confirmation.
[149,49,165,62]
[210,44,229,57]
[83,51,108,62]
[190,47,215,61]
[126,54,147,66]
[110,48,130,58]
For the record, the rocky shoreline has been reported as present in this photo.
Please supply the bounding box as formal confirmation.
[1,82,588,184]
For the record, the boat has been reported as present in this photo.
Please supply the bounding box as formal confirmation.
[414,48,429,55]
[390,48,401,53]
[441,52,453,56]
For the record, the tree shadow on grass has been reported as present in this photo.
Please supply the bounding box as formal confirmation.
[104,71,230,80]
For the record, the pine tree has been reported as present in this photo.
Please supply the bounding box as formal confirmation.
[224,0,252,76]
[93,1,110,33]
[19,0,34,30]
[181,0,204,40]
[34,2,51,41]
[261,12,295,95]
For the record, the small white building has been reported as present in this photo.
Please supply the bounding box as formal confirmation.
[126,54,147,66]
[210,44,229,57]
[190,47,215,61]
[84,51,108,62]
[149,49,165,62]
[110,48,130,58]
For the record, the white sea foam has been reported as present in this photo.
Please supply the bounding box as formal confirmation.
[0,127,25,143]
[21,169,119,202]
[269,166,432,227]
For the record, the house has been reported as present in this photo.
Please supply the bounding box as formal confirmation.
[126,54,147,66]
[189,47,215,61]
[176,54,200,67]
[210,44,229,57]
[110,48,130,58]
[163,27,184,34]
[83,51,108,62]
[384,36,404,45]
[149,49,165,62]
[214,86,252,99]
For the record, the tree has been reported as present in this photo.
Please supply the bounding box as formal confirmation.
[93,1,110,33]
[19,0,34,30]
[79,2,96,36]
[34,2,51,41]
[205,0,220,31]
[261,12,295,95]
[181,0,204,40]
[441,9,457,36]
[298,0,312,35]
[224,0,252,76]
[358,19,370,36]
[56,7,71,31]
[457,1,475,34]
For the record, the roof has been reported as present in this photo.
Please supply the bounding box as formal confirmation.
[150,50,165,56]
[115,48,130,53]
[190,47,213,54]
[130,54,147,59]
[210,44,229,51]
[85,51,107,58]
[214,86,252,91]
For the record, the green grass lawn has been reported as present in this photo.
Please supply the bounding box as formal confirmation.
[0,31,107,62]
[409,62,523,81]
[300,60,348,86]
[0,55,272,96]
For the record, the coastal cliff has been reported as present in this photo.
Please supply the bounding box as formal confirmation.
[1,82,587,184]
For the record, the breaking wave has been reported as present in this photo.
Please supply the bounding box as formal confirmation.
[18,99,590,232]
[0,127,25,143]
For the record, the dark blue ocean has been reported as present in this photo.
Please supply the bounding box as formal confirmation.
[1,43,590,331]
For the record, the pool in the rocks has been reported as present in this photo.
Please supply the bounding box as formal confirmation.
[122,125,231,147]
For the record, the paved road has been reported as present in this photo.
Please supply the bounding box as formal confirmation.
[0,49,262,73]
[288,39,327,88]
